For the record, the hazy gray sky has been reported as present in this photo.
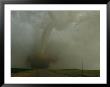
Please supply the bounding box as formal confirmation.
[11,11,100,70]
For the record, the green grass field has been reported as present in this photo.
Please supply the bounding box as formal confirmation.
[11,68,100,77]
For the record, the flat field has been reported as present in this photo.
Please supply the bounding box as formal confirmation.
[11,68,100,77]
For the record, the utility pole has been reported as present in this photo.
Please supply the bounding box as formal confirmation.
[81,57,83,76]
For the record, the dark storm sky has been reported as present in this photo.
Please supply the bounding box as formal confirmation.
[11,11,100,70]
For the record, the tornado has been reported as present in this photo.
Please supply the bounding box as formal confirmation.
[28,12,57,69]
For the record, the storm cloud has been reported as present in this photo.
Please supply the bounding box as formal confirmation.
[11,11,100,70]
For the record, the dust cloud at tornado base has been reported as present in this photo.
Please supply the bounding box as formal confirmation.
[11,11,100,70]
